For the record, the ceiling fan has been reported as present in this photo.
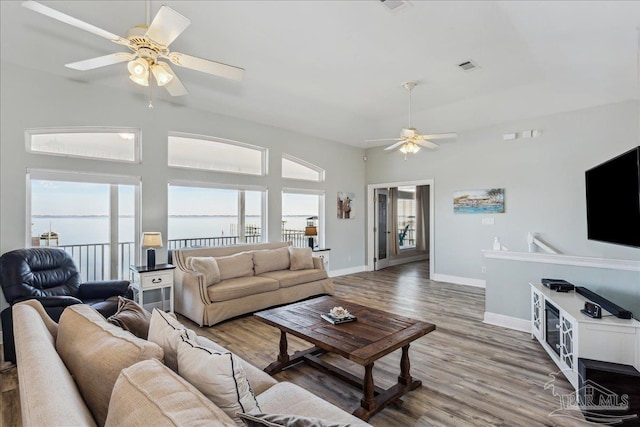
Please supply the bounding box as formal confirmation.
[366,81,456,157]
[21,1,245,99]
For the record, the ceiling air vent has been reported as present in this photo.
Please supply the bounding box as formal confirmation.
[458,60,479,72]
[380,0,411,13]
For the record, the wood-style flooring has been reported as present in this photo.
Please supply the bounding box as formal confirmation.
[1,262,590,426]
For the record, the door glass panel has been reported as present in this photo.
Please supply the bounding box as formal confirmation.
[378,193,387,260]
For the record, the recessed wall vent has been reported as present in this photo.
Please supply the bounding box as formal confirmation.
[379,0,411,13]
[458,60,480,72]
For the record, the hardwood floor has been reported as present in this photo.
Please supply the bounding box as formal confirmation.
[1,262,590,426]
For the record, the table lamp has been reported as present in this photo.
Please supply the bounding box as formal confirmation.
[305,226,317,249]
[141,232,163,268]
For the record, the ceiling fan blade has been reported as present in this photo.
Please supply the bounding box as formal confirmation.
[65,52,135,71]
[145,6,191,47]
[22,1,129,46]
[416,140,440,149]
[422,132,457,140]
[163,66,189,96]
[384,140,407,151]
[364,138,403,142]
[167,52,245,81]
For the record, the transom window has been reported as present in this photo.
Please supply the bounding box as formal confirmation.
[26,128,139,163]
[282,154,324,182]
[168,133,266,175]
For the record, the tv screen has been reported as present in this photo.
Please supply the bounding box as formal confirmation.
[585,146,640,248]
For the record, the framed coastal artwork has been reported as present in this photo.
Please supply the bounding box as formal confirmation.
[453,188,505,214]
[337,192,355,219]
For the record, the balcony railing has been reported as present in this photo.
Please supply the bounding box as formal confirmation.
[52,228,311,282]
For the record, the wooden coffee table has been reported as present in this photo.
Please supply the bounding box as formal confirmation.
[254,295,436,421]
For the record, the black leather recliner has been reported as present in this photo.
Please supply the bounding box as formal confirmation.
[0,247,133,363]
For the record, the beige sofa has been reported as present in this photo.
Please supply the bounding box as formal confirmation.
[170,242,335,327]
[12,299,371,427]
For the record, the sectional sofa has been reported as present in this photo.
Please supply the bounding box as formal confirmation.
[12,298,371,426]
[170,242,334,326]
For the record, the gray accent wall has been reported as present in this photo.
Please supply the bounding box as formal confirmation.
[365,100,640,321]
[0,62,366,314]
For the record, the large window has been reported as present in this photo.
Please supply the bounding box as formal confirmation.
[26,128,139,163]
[282,154,324,182]
[282,189,324,248]
[28,170,140,281]
[168,133,266,175]
[168,182,265,248]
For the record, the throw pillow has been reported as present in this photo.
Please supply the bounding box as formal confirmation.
[188,256,222,285]
[56,304,164,427]
[107,296,152,339]
[216,252,255,280]
[253,247,290,275]
[106,359,237,427]
[237,412,352,427]
[288,247,314,271]
[147,308,197,372]
[177,336,260,426]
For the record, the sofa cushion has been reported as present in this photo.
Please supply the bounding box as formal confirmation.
[106,359,236,427]
[238,412,352,427]
[177,336,260,426]
[56,304,164,427]
[107,296,152,339]
[252,247,290,275]
[207,276,279,302]
[197,336,278,396]
[147,308,197,372]
[256,382,370,426]
[288,247,314,271]
[13,300,97,427]
[188,256,221,285]
[217,252,255,280]
[258,269,328,288]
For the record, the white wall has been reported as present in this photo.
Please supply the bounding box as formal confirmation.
[0,62,366,314]
[365,100,640,320]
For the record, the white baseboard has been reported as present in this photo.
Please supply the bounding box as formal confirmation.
[483,312,531,333]
[433,273,486,288]
[329,265,367,278]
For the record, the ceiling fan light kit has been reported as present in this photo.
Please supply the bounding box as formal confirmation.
[366,81,457,158]
[21,0,245,104]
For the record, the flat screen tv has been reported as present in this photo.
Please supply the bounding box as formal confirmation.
[585,146,640,248]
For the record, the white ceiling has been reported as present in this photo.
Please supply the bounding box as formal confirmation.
[1,0,639,148]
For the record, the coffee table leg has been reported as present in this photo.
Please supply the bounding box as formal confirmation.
[353,363,377,421]
[264,331,289,374]
[398,344,421,390]
[278,330,289,364]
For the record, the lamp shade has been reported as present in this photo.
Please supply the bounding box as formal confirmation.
[141,232,163,248]
[151,62,174,86]
[305,226,318,236]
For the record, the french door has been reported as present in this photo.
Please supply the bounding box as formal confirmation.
[374,188,390,270]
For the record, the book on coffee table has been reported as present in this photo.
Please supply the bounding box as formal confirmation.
[321,313,357,325]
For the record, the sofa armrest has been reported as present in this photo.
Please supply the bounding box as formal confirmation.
[79,280,132,300]
[312,257,324,270]
[14,295,83,308]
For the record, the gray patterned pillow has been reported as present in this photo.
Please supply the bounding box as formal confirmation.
[238,412,353,427]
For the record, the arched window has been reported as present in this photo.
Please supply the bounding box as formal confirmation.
[282,154,324,182]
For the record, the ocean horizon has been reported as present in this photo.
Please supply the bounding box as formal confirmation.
[32,215,310,246]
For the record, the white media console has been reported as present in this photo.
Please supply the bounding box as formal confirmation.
[530,283,640,389]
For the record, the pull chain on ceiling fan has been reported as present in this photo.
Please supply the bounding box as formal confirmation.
[365,81,457,158]
[21,0,245,102]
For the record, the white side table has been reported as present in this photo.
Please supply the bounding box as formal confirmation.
[312,248,331,271]
[130,264,175,312]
